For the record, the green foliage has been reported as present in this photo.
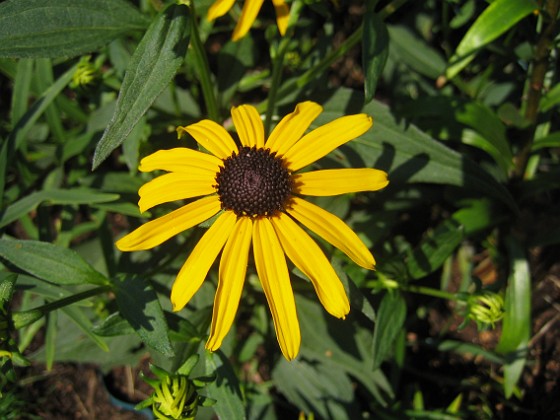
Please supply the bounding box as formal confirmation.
[1,0,558,417]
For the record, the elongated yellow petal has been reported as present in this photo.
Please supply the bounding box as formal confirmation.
[253,218,301,360]
[232,0,265,41]
[288,197,375,269]
[138,148,221,174]
[231,104,265,148]
[206,217,252,351]
[116,196,221,251]
[283,114,373,171]
[293,168,389,196]
[271,213,350,319]
[272,0,290,35]
[266,101,322,156]
[207,0,236,20]
[171,211,237,311]
[138,172,217,213]
[178,120,238,160]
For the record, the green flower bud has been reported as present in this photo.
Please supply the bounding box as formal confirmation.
[463,291,505,329]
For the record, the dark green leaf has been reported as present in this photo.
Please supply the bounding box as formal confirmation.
[0,239,109,286]
[446,0,537,78]
[0,0,147,58]
[92,4,191,169]
[313,88,517,211]
[363,10,389,103]
[403,219,464,280]
[297,295,393,405]
[372,292,406,369]
[272,358,359,420]
[204,351,246,420]
[0,189,119,229]
[114,275,174,356]
[387,25,446,79]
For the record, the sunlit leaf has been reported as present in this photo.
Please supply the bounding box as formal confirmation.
[92,3,191,169]
[446,0,537,79]
[0,0,147,58]
[496,237,531,398]
[0,239,109,286]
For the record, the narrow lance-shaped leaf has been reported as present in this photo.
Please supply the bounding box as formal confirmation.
[92,3,191,169]
[0,239,109,286]
[0,0,148,58]
[496,237,531,398]
[362,6,389,104]
[446,0,537,79]
[372,292,406,369]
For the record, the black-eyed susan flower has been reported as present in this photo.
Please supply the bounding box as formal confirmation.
[116,101,389,360]
[207,0,290,41]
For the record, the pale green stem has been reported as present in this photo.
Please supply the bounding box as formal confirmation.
[12,285,111,329]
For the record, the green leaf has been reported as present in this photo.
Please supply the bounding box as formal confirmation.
[363,10,389,103]
[0,0,147,58]
[313,88,517,211]
[92,4,191,169]
[114,275,174,357]
[496,237,531,398]
[446,0,537,79]
[0,272,17,305]
[91,312,135,337]
[372,292,406,369]
[452,199,509,236]
[0,239,109,286]
[0,188,119,229]
[387,25,446,79]
[297,295,393,405]
[272,358,359,420]
[540,83,560,112]
[403,219,464,280]
[204,351,246,420]
[532,131,560,151]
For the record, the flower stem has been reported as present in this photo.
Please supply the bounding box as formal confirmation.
[189,4,220,122]
[12,285,111,329]
[514,0,559,179]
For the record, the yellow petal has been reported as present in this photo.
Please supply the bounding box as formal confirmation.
[116,196,221,251]
[178,120,238,160]
[232,0,264,41]
[271,213,350,319]
[287,197,375,269]
[282,114,373,171]
[293,168,389,196]
[171,211,237,311]
[207,0,236,21]
[138,148,221,174]
[206,217,252,351]
[272,0,290,35]
[231,104,265,148]
[253,218,301,360]
[266,101,323,156]
[138,172,217,213]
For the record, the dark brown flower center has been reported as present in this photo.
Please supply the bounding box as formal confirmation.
[215,146,292,217]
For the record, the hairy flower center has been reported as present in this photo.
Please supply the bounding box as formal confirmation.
[216,147,292,217]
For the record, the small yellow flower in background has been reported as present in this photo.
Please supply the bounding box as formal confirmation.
[116,101,389,360]
[207,0,290,41]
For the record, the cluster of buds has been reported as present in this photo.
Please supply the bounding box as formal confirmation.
[70,55,101,89]
[458,290,505,330]
[136,355,213,419]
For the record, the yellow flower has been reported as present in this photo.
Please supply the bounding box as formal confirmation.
[116,102,389,360]
[207,0,290,41]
